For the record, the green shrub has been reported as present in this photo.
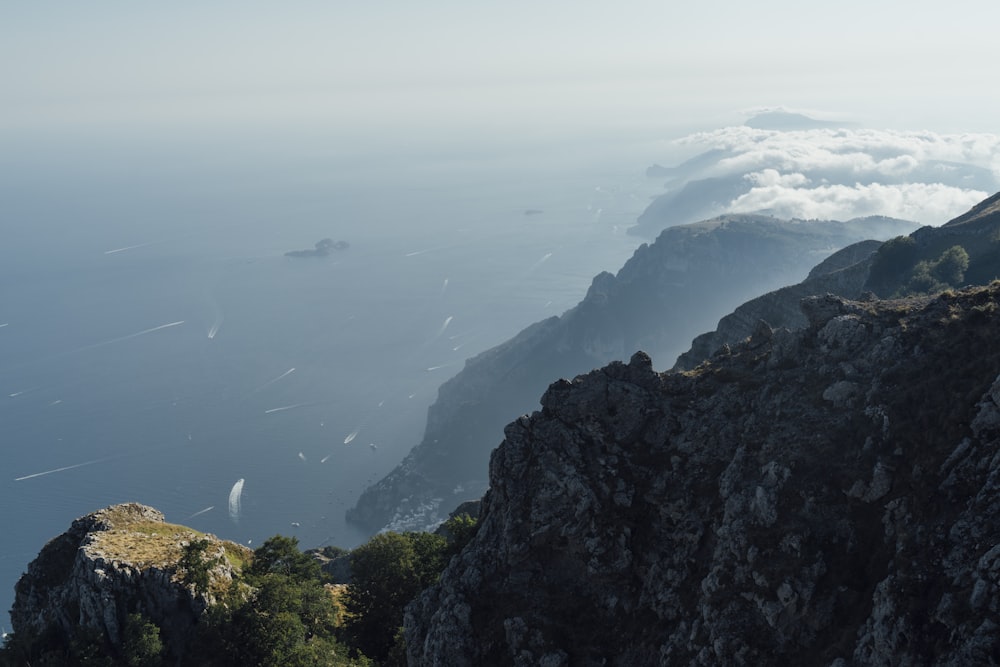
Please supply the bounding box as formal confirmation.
[121,613,164,667]
[178,539,216,594]
[248,535,322,582]
[342,531,448,664]
[901,245,970,296]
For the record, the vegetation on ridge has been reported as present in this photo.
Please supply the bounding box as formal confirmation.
[867,232,992,298]
[1,513,478,667]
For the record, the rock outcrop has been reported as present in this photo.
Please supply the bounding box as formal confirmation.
[348,215,916,533]
[10,503,249,658]
[406,283,1000,666]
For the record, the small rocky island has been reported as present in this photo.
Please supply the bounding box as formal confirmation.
[285,238,349,258]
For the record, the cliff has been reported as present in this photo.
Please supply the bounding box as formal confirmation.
[347,214,915,533]
[675,194,1000,371]
[9,503,250,659]
[406,283,1000,665]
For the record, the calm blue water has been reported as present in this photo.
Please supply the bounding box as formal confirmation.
[0,131,667,625]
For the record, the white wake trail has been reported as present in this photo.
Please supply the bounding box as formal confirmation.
[264,403,304,414]
[526,252,554,274]
[188,506,214,519]
[104,242,156,255]
[425,361,459,372]
[254,367,296,393]
[228,479,245,523]
[15,457,110,481]
[436,315,454,338]
[207,313,224,339]
[72,321,185,353]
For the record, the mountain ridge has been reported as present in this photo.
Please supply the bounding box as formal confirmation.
[677,194,1000,370]
[348,214,917,533]
[406,283,1000,665]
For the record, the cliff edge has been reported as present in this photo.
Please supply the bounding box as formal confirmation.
[10,503,250,659]
[406,284,1000,666]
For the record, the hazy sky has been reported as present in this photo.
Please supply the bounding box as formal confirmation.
[3,1,997,144]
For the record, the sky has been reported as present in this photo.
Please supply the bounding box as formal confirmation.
[3,0,998,147]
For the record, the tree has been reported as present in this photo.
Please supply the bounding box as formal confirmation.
[902,245,971,296]
[121,613,164,667]
[248,535,322,582]
[439,513,479,558]
[905,260,943,295]
[178,538,215,594]
[932,245,969,286]
[342,531,447,664]
[189,536,368,667]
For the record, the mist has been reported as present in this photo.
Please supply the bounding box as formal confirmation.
[4,0,999,629]
[0,116,663,626]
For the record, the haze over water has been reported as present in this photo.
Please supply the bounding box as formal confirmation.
[0,125,670,624]
[5,0,998,629]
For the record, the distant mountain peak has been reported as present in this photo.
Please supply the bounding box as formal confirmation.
[743,110,849,131]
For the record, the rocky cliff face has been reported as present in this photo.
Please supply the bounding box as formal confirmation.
[10,503,249,658]
[348,215,916,533]
[406,284,1000,666]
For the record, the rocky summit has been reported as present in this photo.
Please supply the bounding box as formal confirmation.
[10,503,249,659]
[406,284,1000,666]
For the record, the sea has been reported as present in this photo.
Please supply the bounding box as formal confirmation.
[0,124,682,626]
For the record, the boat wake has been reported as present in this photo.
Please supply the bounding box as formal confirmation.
[228,479,245,523]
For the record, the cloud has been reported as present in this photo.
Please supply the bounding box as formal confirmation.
[669,125,1000,224]
[728,181,988,224]
[745,169,810,188]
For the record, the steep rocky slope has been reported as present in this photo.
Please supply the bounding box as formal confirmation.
[10,503,249,658]
[407,284,1000,666]
[348,215,915,533]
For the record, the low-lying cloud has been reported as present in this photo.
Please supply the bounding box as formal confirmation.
[668,124,1000,225]
[729,180,988,224]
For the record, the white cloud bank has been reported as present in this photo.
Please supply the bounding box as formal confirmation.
[673,126,1000,225]
[729,180,987,224]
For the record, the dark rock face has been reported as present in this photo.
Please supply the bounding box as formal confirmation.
[348,215,916,533]
[11,503,248,658]
[406,285,1000,666]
